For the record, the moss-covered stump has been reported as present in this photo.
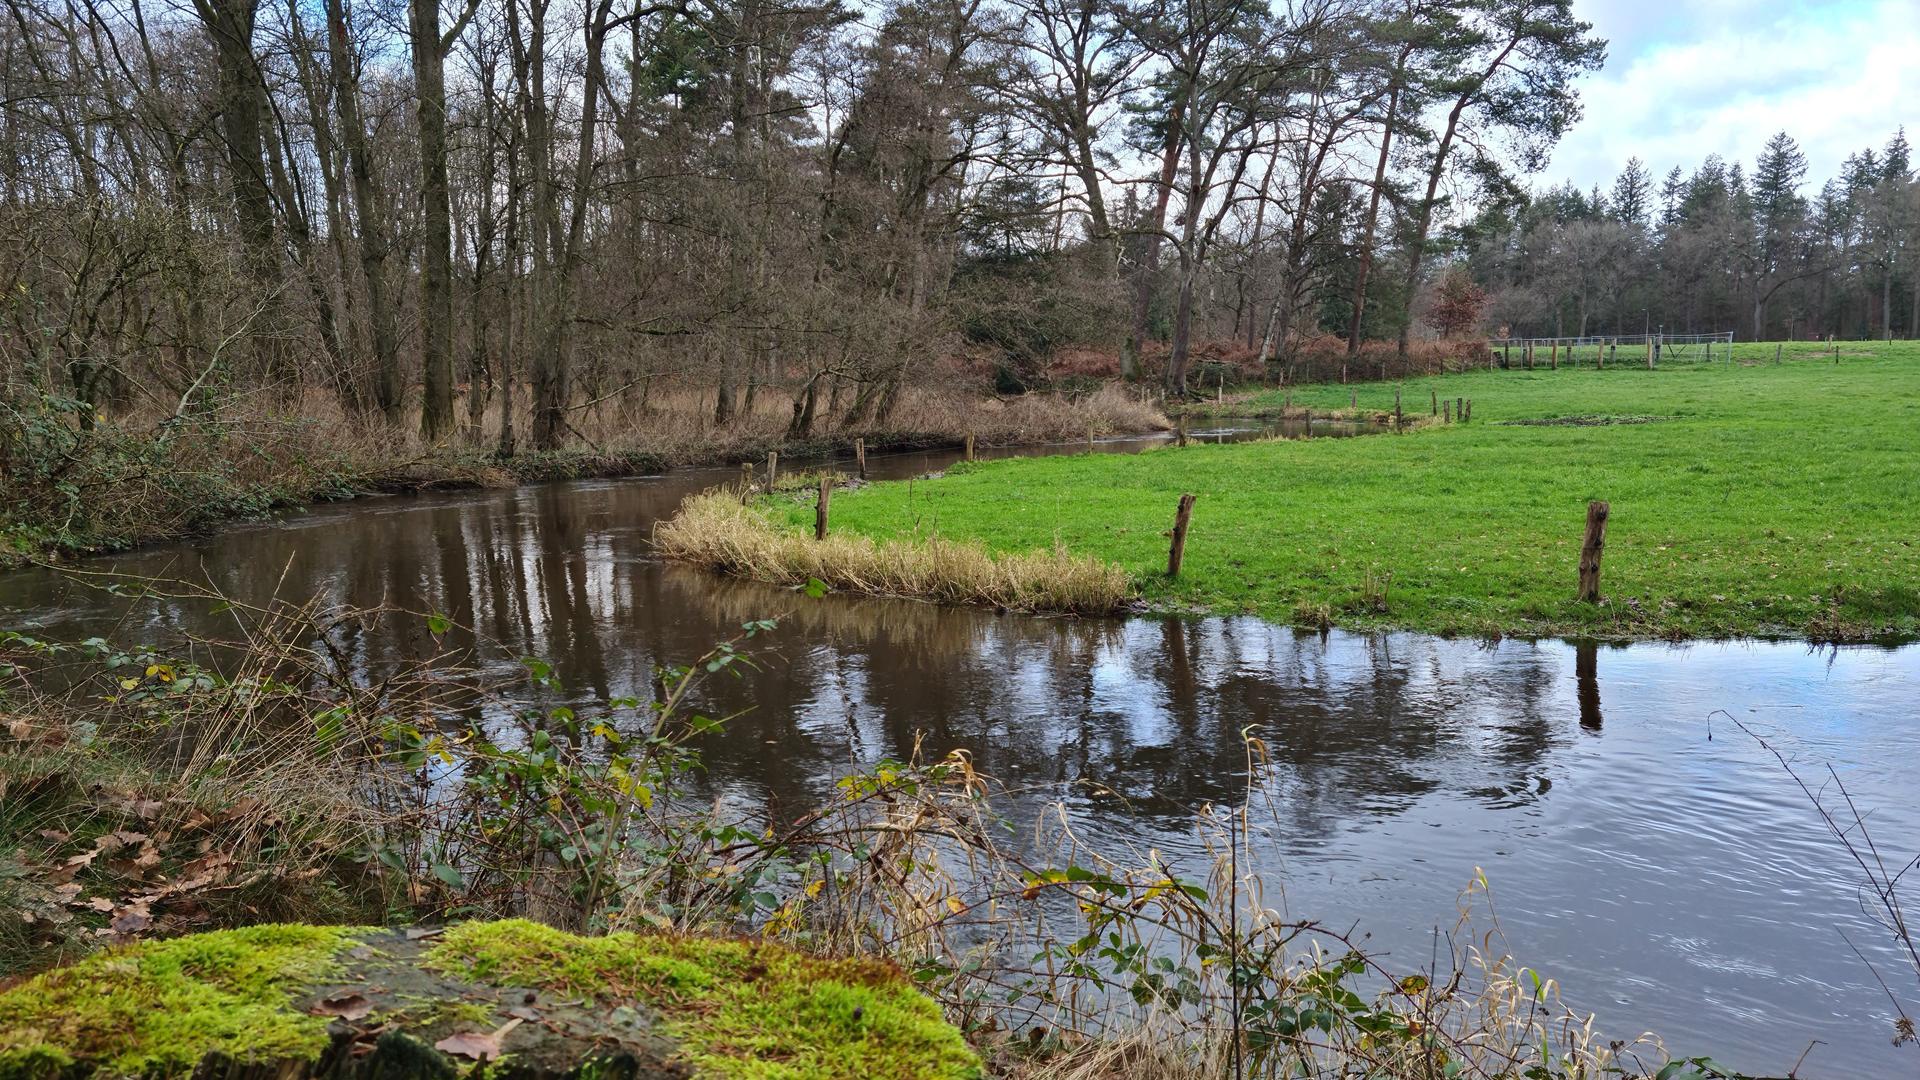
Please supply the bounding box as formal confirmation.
[0,920,980,1080]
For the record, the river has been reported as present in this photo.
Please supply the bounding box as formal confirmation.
[3,425,1915,1078]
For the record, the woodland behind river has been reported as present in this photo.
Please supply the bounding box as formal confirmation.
[1,0,1915,459]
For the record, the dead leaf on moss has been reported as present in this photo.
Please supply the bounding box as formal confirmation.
[435,1017,523,1062]
[434,1031,502,1061]
[312,992,375,1021]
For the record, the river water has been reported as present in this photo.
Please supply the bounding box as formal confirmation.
[3,425,1915,1078]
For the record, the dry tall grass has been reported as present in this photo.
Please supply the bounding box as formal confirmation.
[655,490,1134,615]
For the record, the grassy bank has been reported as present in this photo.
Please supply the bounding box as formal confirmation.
[747,341,1920,641]
[0,383,1165,567]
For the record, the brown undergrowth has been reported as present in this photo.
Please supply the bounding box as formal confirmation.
[0,380,1166,566]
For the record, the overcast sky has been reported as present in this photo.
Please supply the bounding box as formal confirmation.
[1539,0,1918,195]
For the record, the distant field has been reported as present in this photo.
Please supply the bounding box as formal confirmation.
[771,340,1920,641]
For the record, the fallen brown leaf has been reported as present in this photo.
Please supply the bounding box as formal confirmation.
[434,1017,522,1062]
[110,904,151,934]
[311,992,375,1021]
[433,1031,502,1061]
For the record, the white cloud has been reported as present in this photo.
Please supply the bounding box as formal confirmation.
[1542,0,1918,193]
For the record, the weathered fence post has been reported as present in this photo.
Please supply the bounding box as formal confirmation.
[854,437,867,479]
[1176,414,1188,448]
[1430,389,1438,416]
[1302,409,1311,439]
[963,433,976,461]
[1455,397,1463,422]
[1527,343,1535,370]
[1646,338,1654,369]
[1550,341,1558,369]
[766,450,779,487]
[1834,342,1840,364]
[1577,500,1610,603]
[815,475,832,540]
[1167,493,1197,578]
[1774,343,1782,365]
[1443,399,1451,423]
[1394,386,1402,431]
[739,462,754,504]
[1086,425,1096,454]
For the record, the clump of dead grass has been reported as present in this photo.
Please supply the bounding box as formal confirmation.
[655,490,1133,615]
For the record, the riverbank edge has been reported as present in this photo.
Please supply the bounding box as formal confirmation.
[667,447,1912,647]
[0,427,1117,573]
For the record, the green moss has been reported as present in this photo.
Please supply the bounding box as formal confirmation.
[0,924,354,1079]
[427,920,979,1080]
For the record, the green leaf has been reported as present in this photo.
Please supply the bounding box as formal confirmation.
[803,577,829,599]
[426,613,451,635]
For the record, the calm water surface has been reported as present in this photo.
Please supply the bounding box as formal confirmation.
[3,426,1915,1078]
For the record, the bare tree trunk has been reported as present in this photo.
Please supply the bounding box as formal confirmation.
[530,0,612,450]
[194,0,281,380]
[1345,56,1405,357]
[326,0,403,423]
[1123,120,1180,380]
[413,0,472,442]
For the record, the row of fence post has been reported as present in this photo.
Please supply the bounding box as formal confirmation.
[778,435,1614,607]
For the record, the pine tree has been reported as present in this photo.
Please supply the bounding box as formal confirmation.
[1610,156,1651,226]
[1659,166,1685,227]
[1885,128,1912,180]
[1752,132,1808,268]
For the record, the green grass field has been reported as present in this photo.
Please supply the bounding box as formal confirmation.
[764,340,1920,641]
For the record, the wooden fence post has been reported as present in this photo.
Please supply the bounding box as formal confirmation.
[1550,341,1558,369]
[1167,493,1197,578]
[1430,389,1438,415]
[1455,397,1463,422]
[739,462,754,504]
[1394,386,1402,430]
[855,437,867,479]
[1577,500,1609,602]
[766,450,779,487]
[1646,338,1654,369]
[1176,414,1188,448]
[1774,343,1782,364]
[1302,409,1311,439]
[1834,342,1840,364]
[815,475,832,540]
[963,433,976,461]
[1443,399,1451,423]
[1086,425,1096,454]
